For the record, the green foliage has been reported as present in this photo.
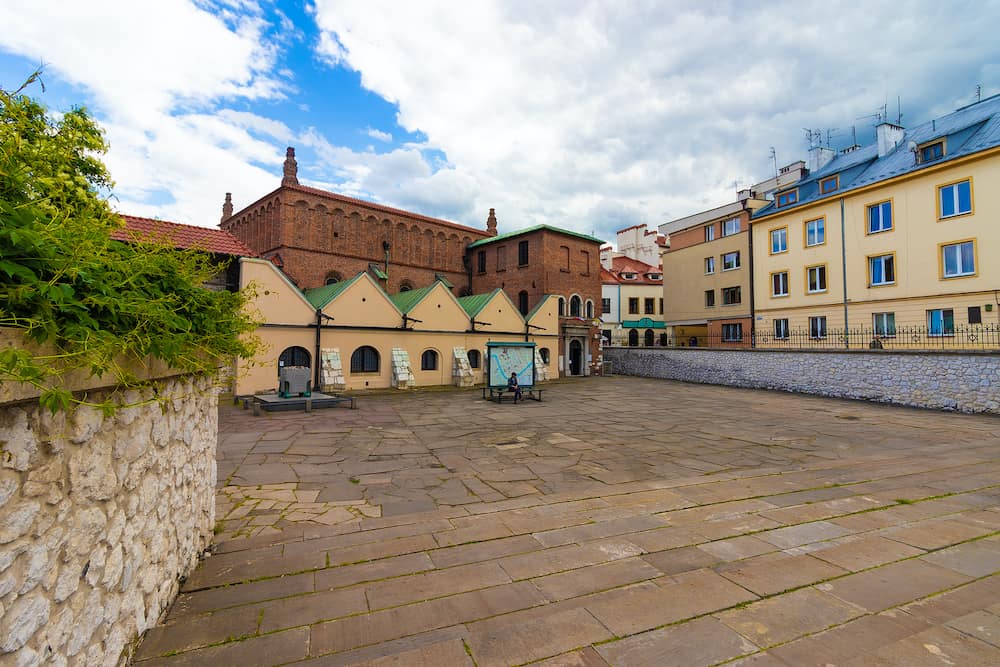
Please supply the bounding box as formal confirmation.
[1,73,260,411]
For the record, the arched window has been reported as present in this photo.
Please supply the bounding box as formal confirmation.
[278,346,311,373]
[421,349,438,370]
[558,298,565,316]
[586,300,593,318]
[324,271,343,285]
[518,290,529,315]
[570,295,581,317]
[628,329,639,346]
[659,333,668,346]
[467,349,481,369]
[539,348,550,364]
[644,329,655,346]
[350,346,379,373]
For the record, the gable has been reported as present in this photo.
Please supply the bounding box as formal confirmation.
[405,282,470,331]
[322,273,402,327]
[240,258,314,324]
[526,294,559,334]
[474,291,526,333]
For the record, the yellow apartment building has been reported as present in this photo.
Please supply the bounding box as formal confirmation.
[751,95,1000,348]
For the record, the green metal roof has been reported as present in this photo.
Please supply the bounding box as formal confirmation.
[388,285,434,313]
[525,294,553,322]
[457,289,500,317]
[467,224,604,249]
[303,272,364,309]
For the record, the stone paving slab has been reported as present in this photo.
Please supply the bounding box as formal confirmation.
[136,377,1000,665]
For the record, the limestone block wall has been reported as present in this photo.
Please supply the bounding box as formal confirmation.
[0,374,217,666]
[604,347,1000,414]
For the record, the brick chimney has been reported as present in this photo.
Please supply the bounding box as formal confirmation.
[282,147,299,186]
[876,122,905,158]
[486,208,498,237]
[220,192,233,225]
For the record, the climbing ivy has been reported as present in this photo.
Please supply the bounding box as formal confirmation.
[0,73,260,412]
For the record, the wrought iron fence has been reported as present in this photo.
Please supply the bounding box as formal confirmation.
[616,324,1000,351]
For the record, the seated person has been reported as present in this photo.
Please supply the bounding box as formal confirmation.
[507,372,523,401]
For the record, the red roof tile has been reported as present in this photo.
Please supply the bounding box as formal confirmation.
[606,256,662,284]
[115,215,256,257]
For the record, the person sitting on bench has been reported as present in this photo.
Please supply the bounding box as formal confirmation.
[507,372,523,402]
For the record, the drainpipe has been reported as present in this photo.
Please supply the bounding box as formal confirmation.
[839,197,849,348]
[746,212,756,348]
[313,309,322,390]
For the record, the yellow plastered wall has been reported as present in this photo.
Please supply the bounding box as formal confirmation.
[323,275,403,328]
[406,283,470,331]
[662,233,751,323]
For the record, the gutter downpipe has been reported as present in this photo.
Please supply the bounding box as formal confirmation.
[746,211,756,348]
[840,197,849,348]
[313,308,322,390]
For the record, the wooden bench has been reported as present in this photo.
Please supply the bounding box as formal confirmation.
[481,386,544,403]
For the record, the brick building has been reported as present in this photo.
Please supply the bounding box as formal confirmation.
[220,148,492,292]
[467,222,604,376]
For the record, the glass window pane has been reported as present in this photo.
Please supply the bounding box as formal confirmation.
[944,246,958,275]
[961,242,974,273]
[941,186,955,217]
[958,181,971,213]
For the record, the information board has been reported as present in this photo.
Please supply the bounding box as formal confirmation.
[486,342,536,388]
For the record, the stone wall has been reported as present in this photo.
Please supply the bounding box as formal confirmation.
[0,374,217,666]
[604,347,1000,414]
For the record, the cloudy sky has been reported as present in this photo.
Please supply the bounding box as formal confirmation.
[2,1,998,243]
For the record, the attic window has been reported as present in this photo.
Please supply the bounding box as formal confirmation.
[919,140,945,163]
[647,273,662,280]
[775,190,798,208]
[622,272,637,280]
[819,175,839,194]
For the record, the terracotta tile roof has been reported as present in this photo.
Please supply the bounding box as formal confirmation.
[606,256,662,284]
[600,268,620,283]
[115,215,256,257]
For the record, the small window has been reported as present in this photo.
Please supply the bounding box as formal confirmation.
[722,286,741,305]
[939,180,972,219]
[622,272,637,280]
[648,273,662,280]
[867,201,893,234]
[586,300,594,318]
[873,312,896,337]
[602,329,612,344]
[518,240,529,265]
[350,346,379,373]
[721,323,743,342]
[941,240,975,278]
[774,319,789,340]
[705,290,715,307]
[722,251,740,271]
[968,306,982,325]
[518,290,529,315]
[770,227,787,254]
[869,254,895,286]
[806,265,827,293]
[601,297,611,313]
[919,141,944,163]
[819,175,839,194]
[570,295,581,317]
[420,349,438,371]
[704,225,716,242]
[539,348,550,364]
[805,218,825,246]
[722,218,740,237]
[704,257,715,274]
[772,271,789,297]
[477,250,486,273]
[809,316,827,339]
[628,297,639,314]
[928,309,955,336]
[776,190,798,208]
[658,298,663,314]
[467,349,481,369]
[558,297,565,316]
[644,298,655,314]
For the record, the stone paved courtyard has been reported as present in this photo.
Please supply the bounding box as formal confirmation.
[134,376,1000,666]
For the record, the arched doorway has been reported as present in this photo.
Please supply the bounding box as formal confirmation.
[569,340,583,376]
[278,346,311,373]
[628,329,639,346]
[644,329,655,347]
[659,333,668,346]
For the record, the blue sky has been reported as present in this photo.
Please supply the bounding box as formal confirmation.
[2,1,999,243]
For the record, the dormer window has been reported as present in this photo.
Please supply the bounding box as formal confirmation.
[775,190,798,208]
[647,273,662,280]
[919,140,945,163]
[819,175,839,194]
[622,272,637,280]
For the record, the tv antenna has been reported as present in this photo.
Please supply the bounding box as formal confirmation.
[976,84,982,103]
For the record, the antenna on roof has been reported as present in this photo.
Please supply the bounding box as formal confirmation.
[896,96,902,125]
[976,84,982,103]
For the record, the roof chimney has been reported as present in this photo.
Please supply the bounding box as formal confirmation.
[808,146,836,172]
[485,208,498,237]
[876,122,905,158]
[282,147,299,186]
[220,192,233,225]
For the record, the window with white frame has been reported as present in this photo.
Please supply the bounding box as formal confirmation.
[722,218,740,236]
[722,251,740,271]
[873,312,896,337]
[774,319,789,340]
[704,225,716,242]
[809,316,827,339]
[770,227,787,254]
[805,218,825,246]
[602,297,611,314]
[941,241,975,278]
[867,201,893,234]
[721,323,743,342]
[927,308,954,336]
[806,265,827,293]
[939,180,972,218]
[772,271,789,297]
[869,254,895,286]
[704,257,715,274]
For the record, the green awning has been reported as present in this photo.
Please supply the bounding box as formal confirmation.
[622,318,666,329]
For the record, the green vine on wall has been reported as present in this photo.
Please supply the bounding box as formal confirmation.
[0,73,261,413]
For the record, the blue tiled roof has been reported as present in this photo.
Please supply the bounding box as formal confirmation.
[753,93,1000,220]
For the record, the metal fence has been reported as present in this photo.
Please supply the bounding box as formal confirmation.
[616,324,1000,351]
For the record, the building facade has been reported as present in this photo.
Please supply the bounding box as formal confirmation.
[600,256,664,346]
[751,95,1000,348]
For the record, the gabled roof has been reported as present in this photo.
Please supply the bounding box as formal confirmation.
[604,256,662,284]
[467,224,604,249]
[115,215,255,256]
[303,272,365,309]
[600,268,619,284]
[754,93,1000,220]
[525,294,555,322]
[388,285,435,313]
[457,289,501,317]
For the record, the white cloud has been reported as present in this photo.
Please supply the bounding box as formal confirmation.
[366,127,392,142]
